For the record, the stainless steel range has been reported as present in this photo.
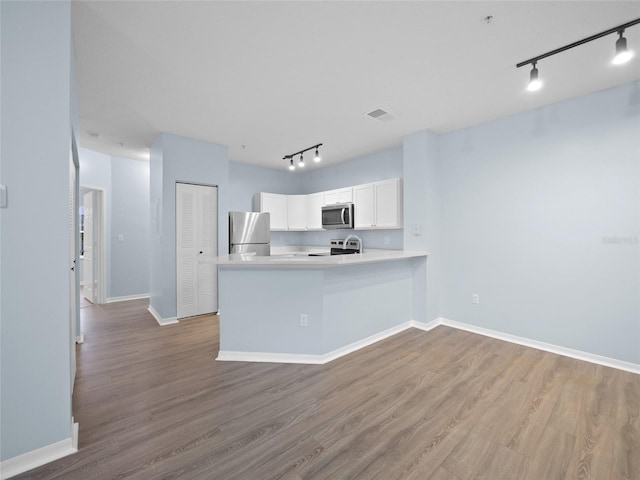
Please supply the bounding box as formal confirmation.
[308,238,361,256]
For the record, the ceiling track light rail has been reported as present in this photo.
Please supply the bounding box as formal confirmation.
[517,18,639,92]
[283,143,323,171]
[516,18,639,69]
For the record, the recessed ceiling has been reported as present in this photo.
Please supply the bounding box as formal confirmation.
[71,1,640,168]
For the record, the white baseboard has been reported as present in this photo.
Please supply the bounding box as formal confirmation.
[438,318,640,375]
[217,316,639,374]
[106,293,150,304]
[0,429,78,480]
[217,321,413,364]
[216,350,327,364]
[409,318,441,332]
[322,321,413,363]
[72,421,79,450]
[147,305,178,326]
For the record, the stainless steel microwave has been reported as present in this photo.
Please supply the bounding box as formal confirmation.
[322,203,354,229]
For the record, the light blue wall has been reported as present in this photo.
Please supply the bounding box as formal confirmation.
[79,147,112,296]
[302,146,404,190]
[229,161,305,209]
[150,133,229,319]
[78,149,150,299]
[403,130,441,322]
[219,258,421,355]
[111,156,150,297]
[440,82,640,364]
[0,0,73,460]
[79,147,111,188]
[322,260,413,351]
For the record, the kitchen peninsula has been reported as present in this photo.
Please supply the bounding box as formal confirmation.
[215,249,428,364]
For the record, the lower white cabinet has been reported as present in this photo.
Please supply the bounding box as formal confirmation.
[354,178,402,230]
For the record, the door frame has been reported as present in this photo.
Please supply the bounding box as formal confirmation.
[70,130,80,393]
[80,185,107,305]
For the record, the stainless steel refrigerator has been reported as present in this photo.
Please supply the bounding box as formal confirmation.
[228,211,271,255]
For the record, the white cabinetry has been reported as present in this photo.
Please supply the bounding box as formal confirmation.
[354,178,402,230]
[305,193,324,230]
[287,195,307,230]
[255,178,401,231]
[353,184,374,229]
[256,193,288,230]
[324,187,352,205]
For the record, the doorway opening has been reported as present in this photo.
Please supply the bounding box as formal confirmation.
[79,186,106,305]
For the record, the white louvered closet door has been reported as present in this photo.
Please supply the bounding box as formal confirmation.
[176,183,218,319]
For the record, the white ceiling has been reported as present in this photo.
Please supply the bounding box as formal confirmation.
[72,1,640,168]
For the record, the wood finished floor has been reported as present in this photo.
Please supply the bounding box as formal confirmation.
[14,299,639,479]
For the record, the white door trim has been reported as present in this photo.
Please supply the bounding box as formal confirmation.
[80,185,107,304]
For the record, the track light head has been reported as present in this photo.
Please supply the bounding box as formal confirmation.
[613,30,633,65]
[527,63,543,92]
[283,143,322,171]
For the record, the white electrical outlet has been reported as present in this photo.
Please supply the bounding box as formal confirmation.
[384,236,390,245]
[299,314,308,327]
[472,294,480,304]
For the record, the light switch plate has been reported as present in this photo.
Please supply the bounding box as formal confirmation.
[0,185,6,208]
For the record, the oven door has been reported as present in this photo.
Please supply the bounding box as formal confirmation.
[322,203,353,229]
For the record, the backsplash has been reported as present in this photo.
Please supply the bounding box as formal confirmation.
[300,229,403,250]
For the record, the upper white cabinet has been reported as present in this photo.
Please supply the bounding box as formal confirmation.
[256,178,401,231]
[255,192,288,230]
[287,195,307,230]
[353,184,375,228]
[305,193,324,230]
[324,187,352,205]
[374,178,402,229]
[354,178,402,230]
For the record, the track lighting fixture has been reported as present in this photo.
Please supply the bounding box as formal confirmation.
[517,18,639,92]
[613,30,633,65]
[527,62,542,92]
[282,143,323,171]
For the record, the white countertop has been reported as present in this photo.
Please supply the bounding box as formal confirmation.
[216,248,428,268]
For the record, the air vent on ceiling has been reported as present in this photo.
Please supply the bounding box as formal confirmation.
[365,107,396,122]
